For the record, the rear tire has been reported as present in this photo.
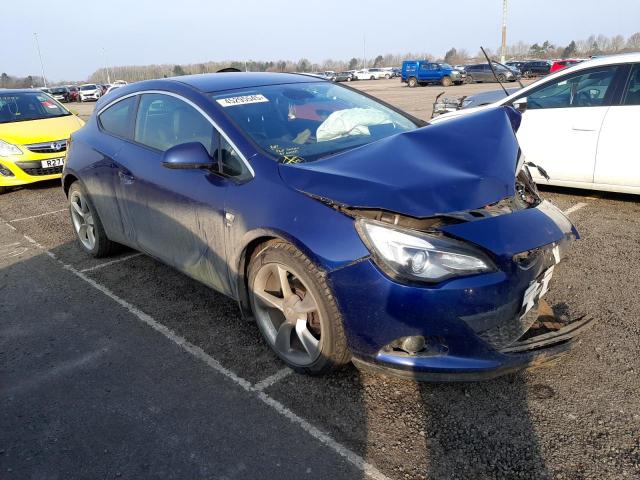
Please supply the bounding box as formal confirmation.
[407,77,418,88]
[441,76,452,87]
[248,240,351,375]
[384,74,390,79]
[68,182,119,258]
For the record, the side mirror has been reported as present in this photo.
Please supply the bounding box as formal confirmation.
[513,97,528,113]
[162,142,216,170]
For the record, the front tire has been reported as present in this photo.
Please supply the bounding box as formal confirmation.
[497,73,506,82]
[441,76,452,87]
[248,240,350,375]
[407,76,418,88]
[68,182,118,258]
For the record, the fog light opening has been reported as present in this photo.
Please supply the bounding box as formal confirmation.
[0,164,14,177]
[383,335,449,357]
[401,336,426,355]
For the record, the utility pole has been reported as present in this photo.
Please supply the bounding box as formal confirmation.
[102,48,112,84]
[500,0,508,63]
[362,35,366,69]
[33,33,47,88]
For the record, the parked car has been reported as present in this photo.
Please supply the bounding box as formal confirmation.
[550,59,583,73]
[334,71,356,82]
[433,53,640,194]
[464,63,517,83]
[105,84,123,95]
[353,68,385,80]
[460,87,521,109]
[79,84,102,102]
[401,61,463,87]
[62,72,591,380]
[519,61,551,77]
[49,86,72,102]
[66,85,80,102]
[0,89,84,193]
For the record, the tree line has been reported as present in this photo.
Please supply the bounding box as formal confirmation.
[2,32,639,87]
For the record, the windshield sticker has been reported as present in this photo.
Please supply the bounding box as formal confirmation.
[269,144,300,156]
[41,101,58,109]
[282,155,303,164]
[216,94,269,107]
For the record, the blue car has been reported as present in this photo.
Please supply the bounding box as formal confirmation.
[63,73,592,381]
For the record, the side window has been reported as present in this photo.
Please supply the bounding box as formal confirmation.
[622,64,640,106]
[430,64,439,70]
[134,93,214,154]
[98,96,137,139]
[525,66,619,110]
[216,134,252,182]
[420,64,429,71]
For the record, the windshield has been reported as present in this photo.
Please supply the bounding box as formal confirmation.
[212,82,417,163]
[50,87,67,94]
[81,85,97,91]
[0,92,71,124]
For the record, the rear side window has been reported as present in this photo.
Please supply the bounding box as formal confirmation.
[134,93,214,154]
[622,64,640,106]
[98,96,137,139]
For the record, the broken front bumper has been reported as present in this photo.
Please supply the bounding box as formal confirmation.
[328,201,590,381]
[352,303,594,382]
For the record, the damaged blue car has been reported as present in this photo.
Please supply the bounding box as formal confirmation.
[63,73,593,381]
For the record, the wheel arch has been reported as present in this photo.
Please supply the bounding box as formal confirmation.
[234,229,328,321]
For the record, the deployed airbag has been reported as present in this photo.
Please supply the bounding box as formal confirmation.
[316,108,393,142]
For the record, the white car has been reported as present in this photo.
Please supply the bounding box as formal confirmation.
[434,53,640,195]
[79,84,102,102]
[353,68,387,80]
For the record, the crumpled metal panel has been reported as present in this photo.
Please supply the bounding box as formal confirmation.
[279,106,521,218]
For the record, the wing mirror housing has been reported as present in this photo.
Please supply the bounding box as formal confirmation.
[512,97,528,113]
[162,142,216,170]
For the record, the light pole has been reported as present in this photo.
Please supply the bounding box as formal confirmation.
[102,48,112,84]
[362,35,366,69]
[500,0,508,63]
[33,33,47,88]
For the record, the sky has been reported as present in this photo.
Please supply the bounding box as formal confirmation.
[3,0,640,81]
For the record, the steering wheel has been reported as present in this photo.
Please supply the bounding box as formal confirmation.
[576,91,593,107]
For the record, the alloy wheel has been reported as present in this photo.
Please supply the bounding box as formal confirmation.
[251,262,322,366]
[70,190,96,250]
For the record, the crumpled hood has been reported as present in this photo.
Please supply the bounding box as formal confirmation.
[279,107,521,218]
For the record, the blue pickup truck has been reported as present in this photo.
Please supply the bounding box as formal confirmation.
[401,60,464,87]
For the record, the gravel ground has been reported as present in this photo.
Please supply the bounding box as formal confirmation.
[1,81,639,479]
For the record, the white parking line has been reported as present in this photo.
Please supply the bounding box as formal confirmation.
[5,220,390,480]
[79,253,143,273]
[563,202,588,215]
[9,209,67,223]
[254,368,293,391]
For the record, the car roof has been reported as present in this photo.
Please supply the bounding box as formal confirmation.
[0,89,47,94]
[494,52,640,107]
[168,72,325,93]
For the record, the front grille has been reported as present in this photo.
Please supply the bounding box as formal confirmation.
[25,140,68,154]
[477,307,540,349]
[17,165,63,176]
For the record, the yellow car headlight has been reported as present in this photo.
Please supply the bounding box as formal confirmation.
[0,139,22,157]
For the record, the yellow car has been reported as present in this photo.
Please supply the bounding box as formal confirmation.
[0,89,84,193]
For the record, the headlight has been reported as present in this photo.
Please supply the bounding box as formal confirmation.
[356,219,496,283]
[0,140,22,157]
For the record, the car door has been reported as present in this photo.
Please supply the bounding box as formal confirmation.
[514,64,624,186]
[90,95,139,244]
[593,63,640,192]
[113,92,236,295]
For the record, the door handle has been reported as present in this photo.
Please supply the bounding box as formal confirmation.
[118,170,135,184]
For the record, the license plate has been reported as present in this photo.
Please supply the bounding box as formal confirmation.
[520,266,554,317]
[41,157,64,168]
